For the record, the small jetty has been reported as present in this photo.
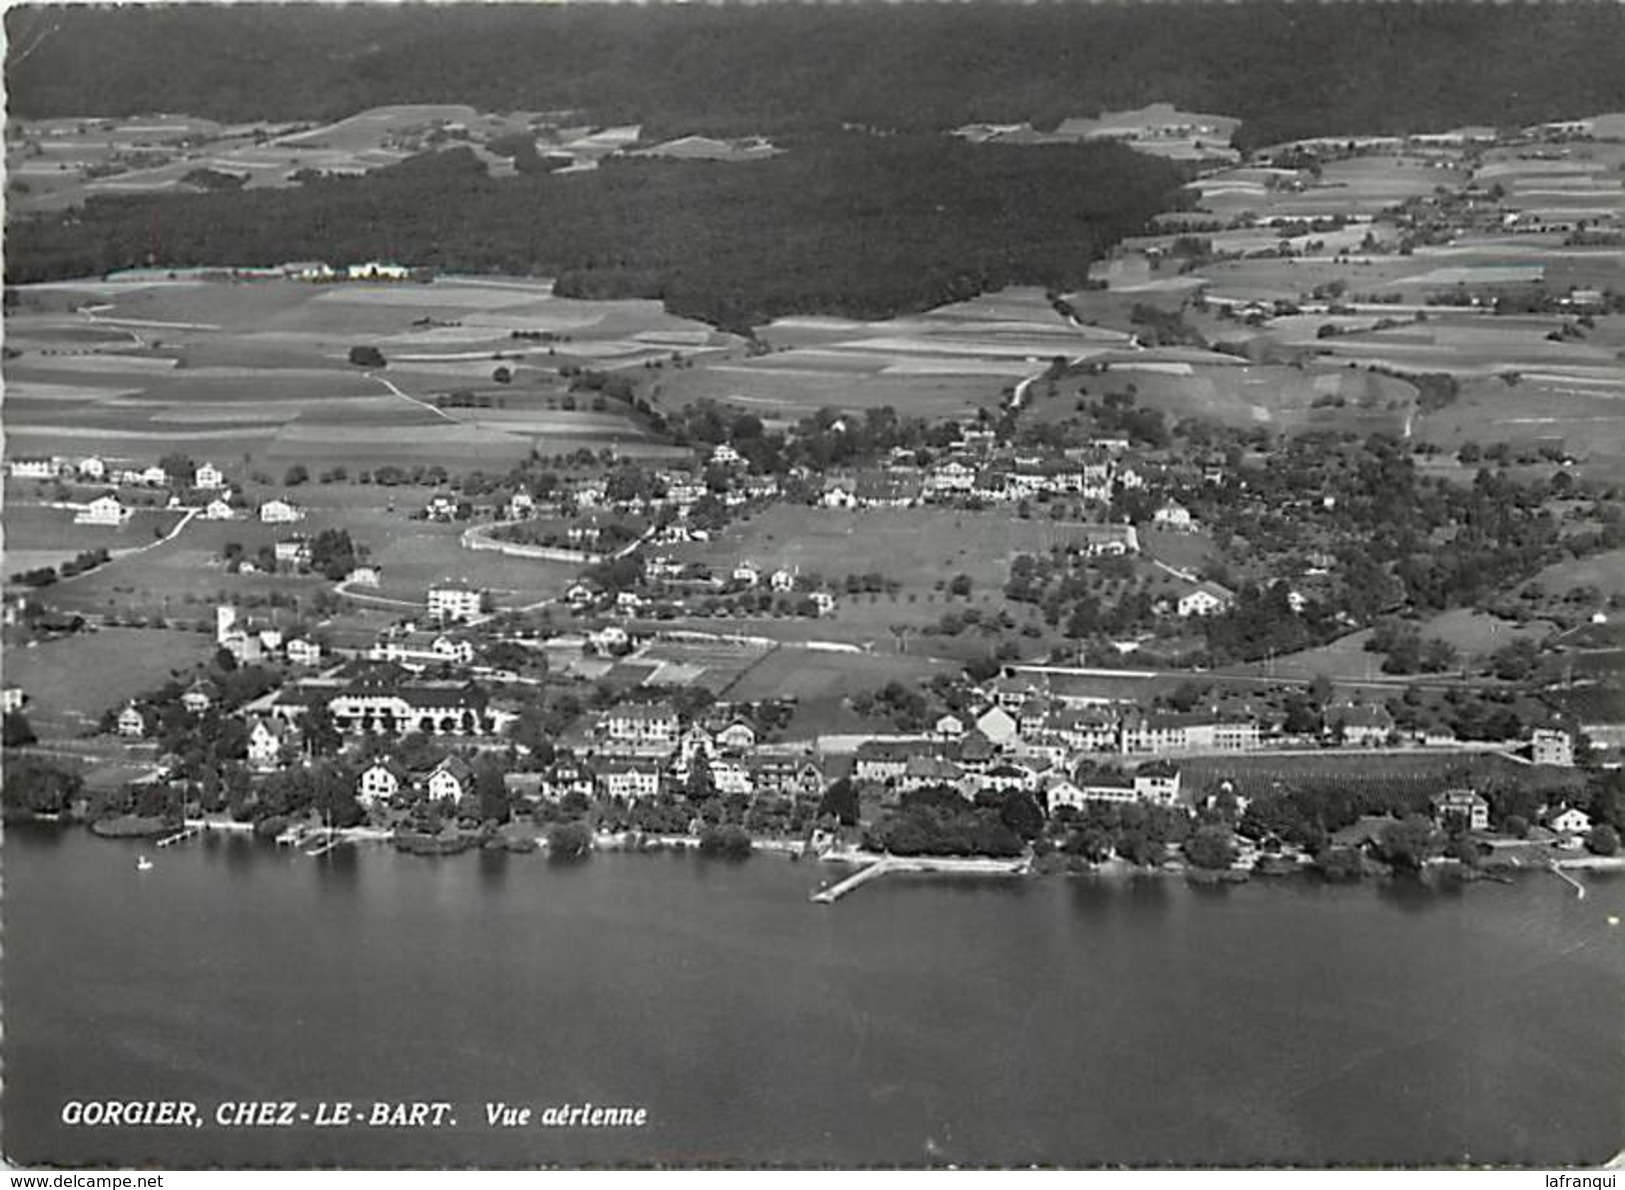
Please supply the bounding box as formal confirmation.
[1550,862,1587,900]
[811,854,1028,904]
[305,834,346,858]
[155,825,202,848]
[812,857,899,904]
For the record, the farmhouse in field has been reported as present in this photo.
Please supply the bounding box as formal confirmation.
[75,491,130,526]
[116,703,147,739]
[194,462,225,490]
[1176,582,1235,618]
[259,499,304,524]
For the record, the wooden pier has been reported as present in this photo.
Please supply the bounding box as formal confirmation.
[155,825,202,848]
[1550,862,1587,900]
[811,857,898,904]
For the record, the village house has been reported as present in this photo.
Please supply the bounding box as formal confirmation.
[809,591,837,616]
[770,568,796,593]
[1015,698,1053,739]
[924,460,977,498]
[1048,706,1120,753]
[75,491,130,526]
[356,759,408,807]
[954,731,998,773]
[1547,806,1592,836]
[2,687,27,714]
[1153,501,1195,531]
[597,757,662,802]
[716,721,758,751]
[707,756,754,797]
[138,464,169,488]
[77,456,108,481]
[934,713,967,741]
[602,701,680,749]
[1042,775,1091,813]
[424,493,459,522]
[117,703,147,739]
[588,624,631,653]
[982,761,1039,794]
[1430,788,1490,832]
[346,261,411,280]
[1531,727,1575,768]
[1076,770,1138,804]
[425,756,474,803]
[426,584,483,624]
[9,457,58,480]
[247,717,292,769]
[984,673,1047,711]
[507,489,535,520]
[285,636,324,667]
[203,497,237,521]
[1133,760,1182,806]
[709,443,745,468]
[259,499,304,525]
[898,754,968,796]
[180,680,219,715]
[194,462,225,490]
[274,537,312,567]
[732,563,762,588]
[538,757,597,803]
[1176,582,1235,618]
[750,756,825,802]
[369,631,475,668]
[346,565,381,588]
[854,740,930,785]
[1329,702,1395,746]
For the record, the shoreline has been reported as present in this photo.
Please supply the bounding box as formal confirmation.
[21,815,1625,887]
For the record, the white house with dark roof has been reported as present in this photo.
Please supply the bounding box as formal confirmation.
[602,701,680,748]
[356,759,408,806]
[1547,806,1591,836]
[425,756,473,802]
[75,492,130,526]
[1176,582,1235,618]
[259,499,303,524]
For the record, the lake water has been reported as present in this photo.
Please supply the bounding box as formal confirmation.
[3,823,1622,1168]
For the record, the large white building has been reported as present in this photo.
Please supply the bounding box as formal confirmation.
[427,585,484,624]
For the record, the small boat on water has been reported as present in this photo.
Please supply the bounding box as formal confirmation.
[136,856,154,872]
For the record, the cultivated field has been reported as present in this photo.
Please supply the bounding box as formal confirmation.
[656,288,1123,422]
[3,275,725,471]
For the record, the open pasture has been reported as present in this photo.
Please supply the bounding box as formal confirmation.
[1517,549,1625,603]
[2,627,216,737]
[1041,361,1416,435]
[2,505,185,575]
[1412,374,1625,475]
[6,275,713,468]
[1413,610,1555,658]
[722,644,951,705]
[655,360,1005,420]
[666,504,1108,591]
